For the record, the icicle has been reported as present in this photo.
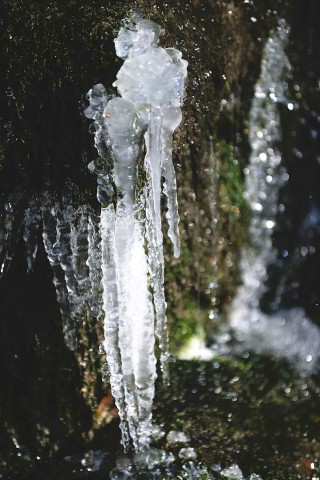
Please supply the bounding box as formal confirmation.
[23,196,42,273]
[86,213,103,316]
[70,206,93,324]
[145,188,170,383]
[0,195,24,277]
[115,201,157,451]
[104,84,156,450]
[100,205,130,449]
[161,48,188,259]
[42,194,102,349]
[0,204,15,276]
[41,198,77,350]
[85,13,187,451]
[162,128,181,258]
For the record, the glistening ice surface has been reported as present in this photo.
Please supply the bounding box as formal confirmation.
[85,14,188,452]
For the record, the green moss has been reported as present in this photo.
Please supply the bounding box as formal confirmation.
[214,139,250,312]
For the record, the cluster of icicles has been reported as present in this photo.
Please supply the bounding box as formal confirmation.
[0,14,187,453]
[84,15,188,452]
[0,187,102,351]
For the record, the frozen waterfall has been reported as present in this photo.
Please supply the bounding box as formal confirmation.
[85,14,187,451]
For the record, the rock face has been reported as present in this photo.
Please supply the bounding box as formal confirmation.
[1,0,319,473]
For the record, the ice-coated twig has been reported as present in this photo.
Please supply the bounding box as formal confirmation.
[113,15,187,381]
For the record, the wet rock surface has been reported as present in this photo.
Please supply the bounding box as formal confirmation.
[2,356,320,479]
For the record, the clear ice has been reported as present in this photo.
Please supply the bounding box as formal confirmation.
[41,192,100,350]
[85,14,187,451]
[0,187,103,351]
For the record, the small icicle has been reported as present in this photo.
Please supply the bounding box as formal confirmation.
[23,197,42,273]
[41,199,77,350]
[70,207,92,323]
[145,189,170,384]
[55,204,82,333]
[0,205,15,276]
[160,47,188,259]
[145,106,163,248]
[0,195,24,278]
[161,128,181,258]
[86,213,103,316]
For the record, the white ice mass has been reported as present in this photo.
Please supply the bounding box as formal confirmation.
[85,14,188,451]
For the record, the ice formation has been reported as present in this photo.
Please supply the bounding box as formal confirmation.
[41,193,101,350]
[0,14,187,452]
[85,14,187,451]
[219,21,320,373]
[0,193,24,277]
[0,188,103,351]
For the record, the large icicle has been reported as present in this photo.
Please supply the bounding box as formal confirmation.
[85,14,187,451]
[113,16,187,380]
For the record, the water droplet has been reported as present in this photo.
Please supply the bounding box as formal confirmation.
[266,220,275,229]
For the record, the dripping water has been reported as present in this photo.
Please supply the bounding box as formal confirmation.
[218,20,320,373]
